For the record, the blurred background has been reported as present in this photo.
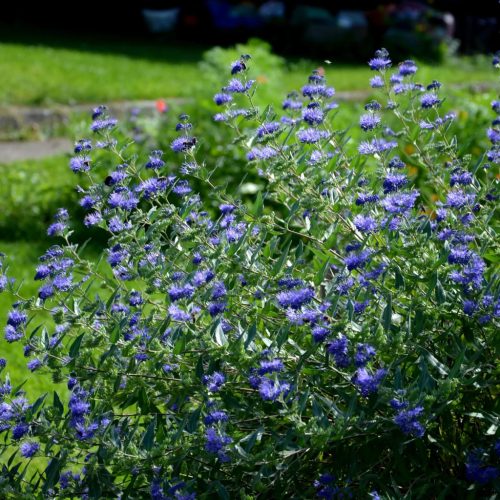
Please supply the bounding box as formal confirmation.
[0,0,498,394]
[1,1,499,59]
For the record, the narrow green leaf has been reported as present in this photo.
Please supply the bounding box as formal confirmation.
[272,239,292,276]
[110,325,120,345]
[253,190,264,217]
[314,259,331,286]
[244,323,257,349]
[141,417,156,451]
[69,333,85,358]
[414,308,425,335]
[213,322,227,346]
[382,294,392,331]
[43,456,61,493]
[53,391,64,416]
[173,335,186,355]
[186,408,201,434]
[395,268,405,289]
[435,280,446,305]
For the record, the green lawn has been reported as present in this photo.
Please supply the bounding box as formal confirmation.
[0,241,56,397]
[0,34,497,106]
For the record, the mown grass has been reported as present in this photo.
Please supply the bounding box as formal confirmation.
[0,241,57,398]
[0,37,497,106]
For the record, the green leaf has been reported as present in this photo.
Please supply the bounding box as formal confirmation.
[462,321,474,343]
[212,322,227,346]
[426,271,438,299]
[423,350,448,376]
[272,239,292,276]
[435,280,446,305]
[214,481,230,500]
[53,391,64,416]
[29,393,47,418]
[69,333,85,358]
[253,190,264,217]
[43,457,61,493]
[141,417,156,451]
[413,308,425,335]
[314,259,331,286]
[244,323,257,349]
[110,325,120,344]
[173,335,186,355]
[186,408,201,434]
[395,268,405,289]
[382,294,392,331]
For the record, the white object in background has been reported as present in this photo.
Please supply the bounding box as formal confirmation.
[142,8,180,33]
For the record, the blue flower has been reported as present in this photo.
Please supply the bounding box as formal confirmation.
[12,422,29,440]
[368,49,391,70]
[223,78,254,93]
[344,249,372,271]
[208,302,226,317]
[354,343,376,367]
[353,215,377,233]
[129,291,143,307]
[276,287,315,310]
[450,170,473,186]
[394,405,425,437]
[388,156,405,169]
[69,155,91,173]
[446,190,475,208]
[211,281,227,300]
[381,190,419,214]
[145,150,165,170]
[171,136,197,153]
[399,59,418,76]
[258,377,290,401]
[203,372,225,392]
[463,299,477,316]
[297,128,329,144]
[358,138,397,155]
[311,325,330,343]
[38,284,55,301]
[327,335,350,368]
[73,139,92,153]
[47,222,66,237]
[7,310,27,327]
[466,449,499,485]
[204,410,229,425]
[168,284,195,302]
[168,304,191,322]
[90,118,117,132]
[205,427,232,461]
[247,146,278,161]
[352,367,386,396]
[258,358,284,375]
[370,75,384,88]
[20,441,39,458]
[359,113,381,131]
[356,193,379,205]
[302,106,324,126]
[383,174,407,193]
[193,269,215,287]
[27,359,42,372]
[257,122,281,138]
[278,277,304,289]
[214,92,233,105]
[420,93,441,109]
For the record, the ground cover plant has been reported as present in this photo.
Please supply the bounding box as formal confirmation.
[0,49,498,499]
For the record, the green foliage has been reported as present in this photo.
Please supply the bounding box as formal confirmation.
[0,42,498,499]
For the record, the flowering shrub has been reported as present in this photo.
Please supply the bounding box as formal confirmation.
[0,49,499,498]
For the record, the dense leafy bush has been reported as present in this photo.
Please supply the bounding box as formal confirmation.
[0,49,499,499]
